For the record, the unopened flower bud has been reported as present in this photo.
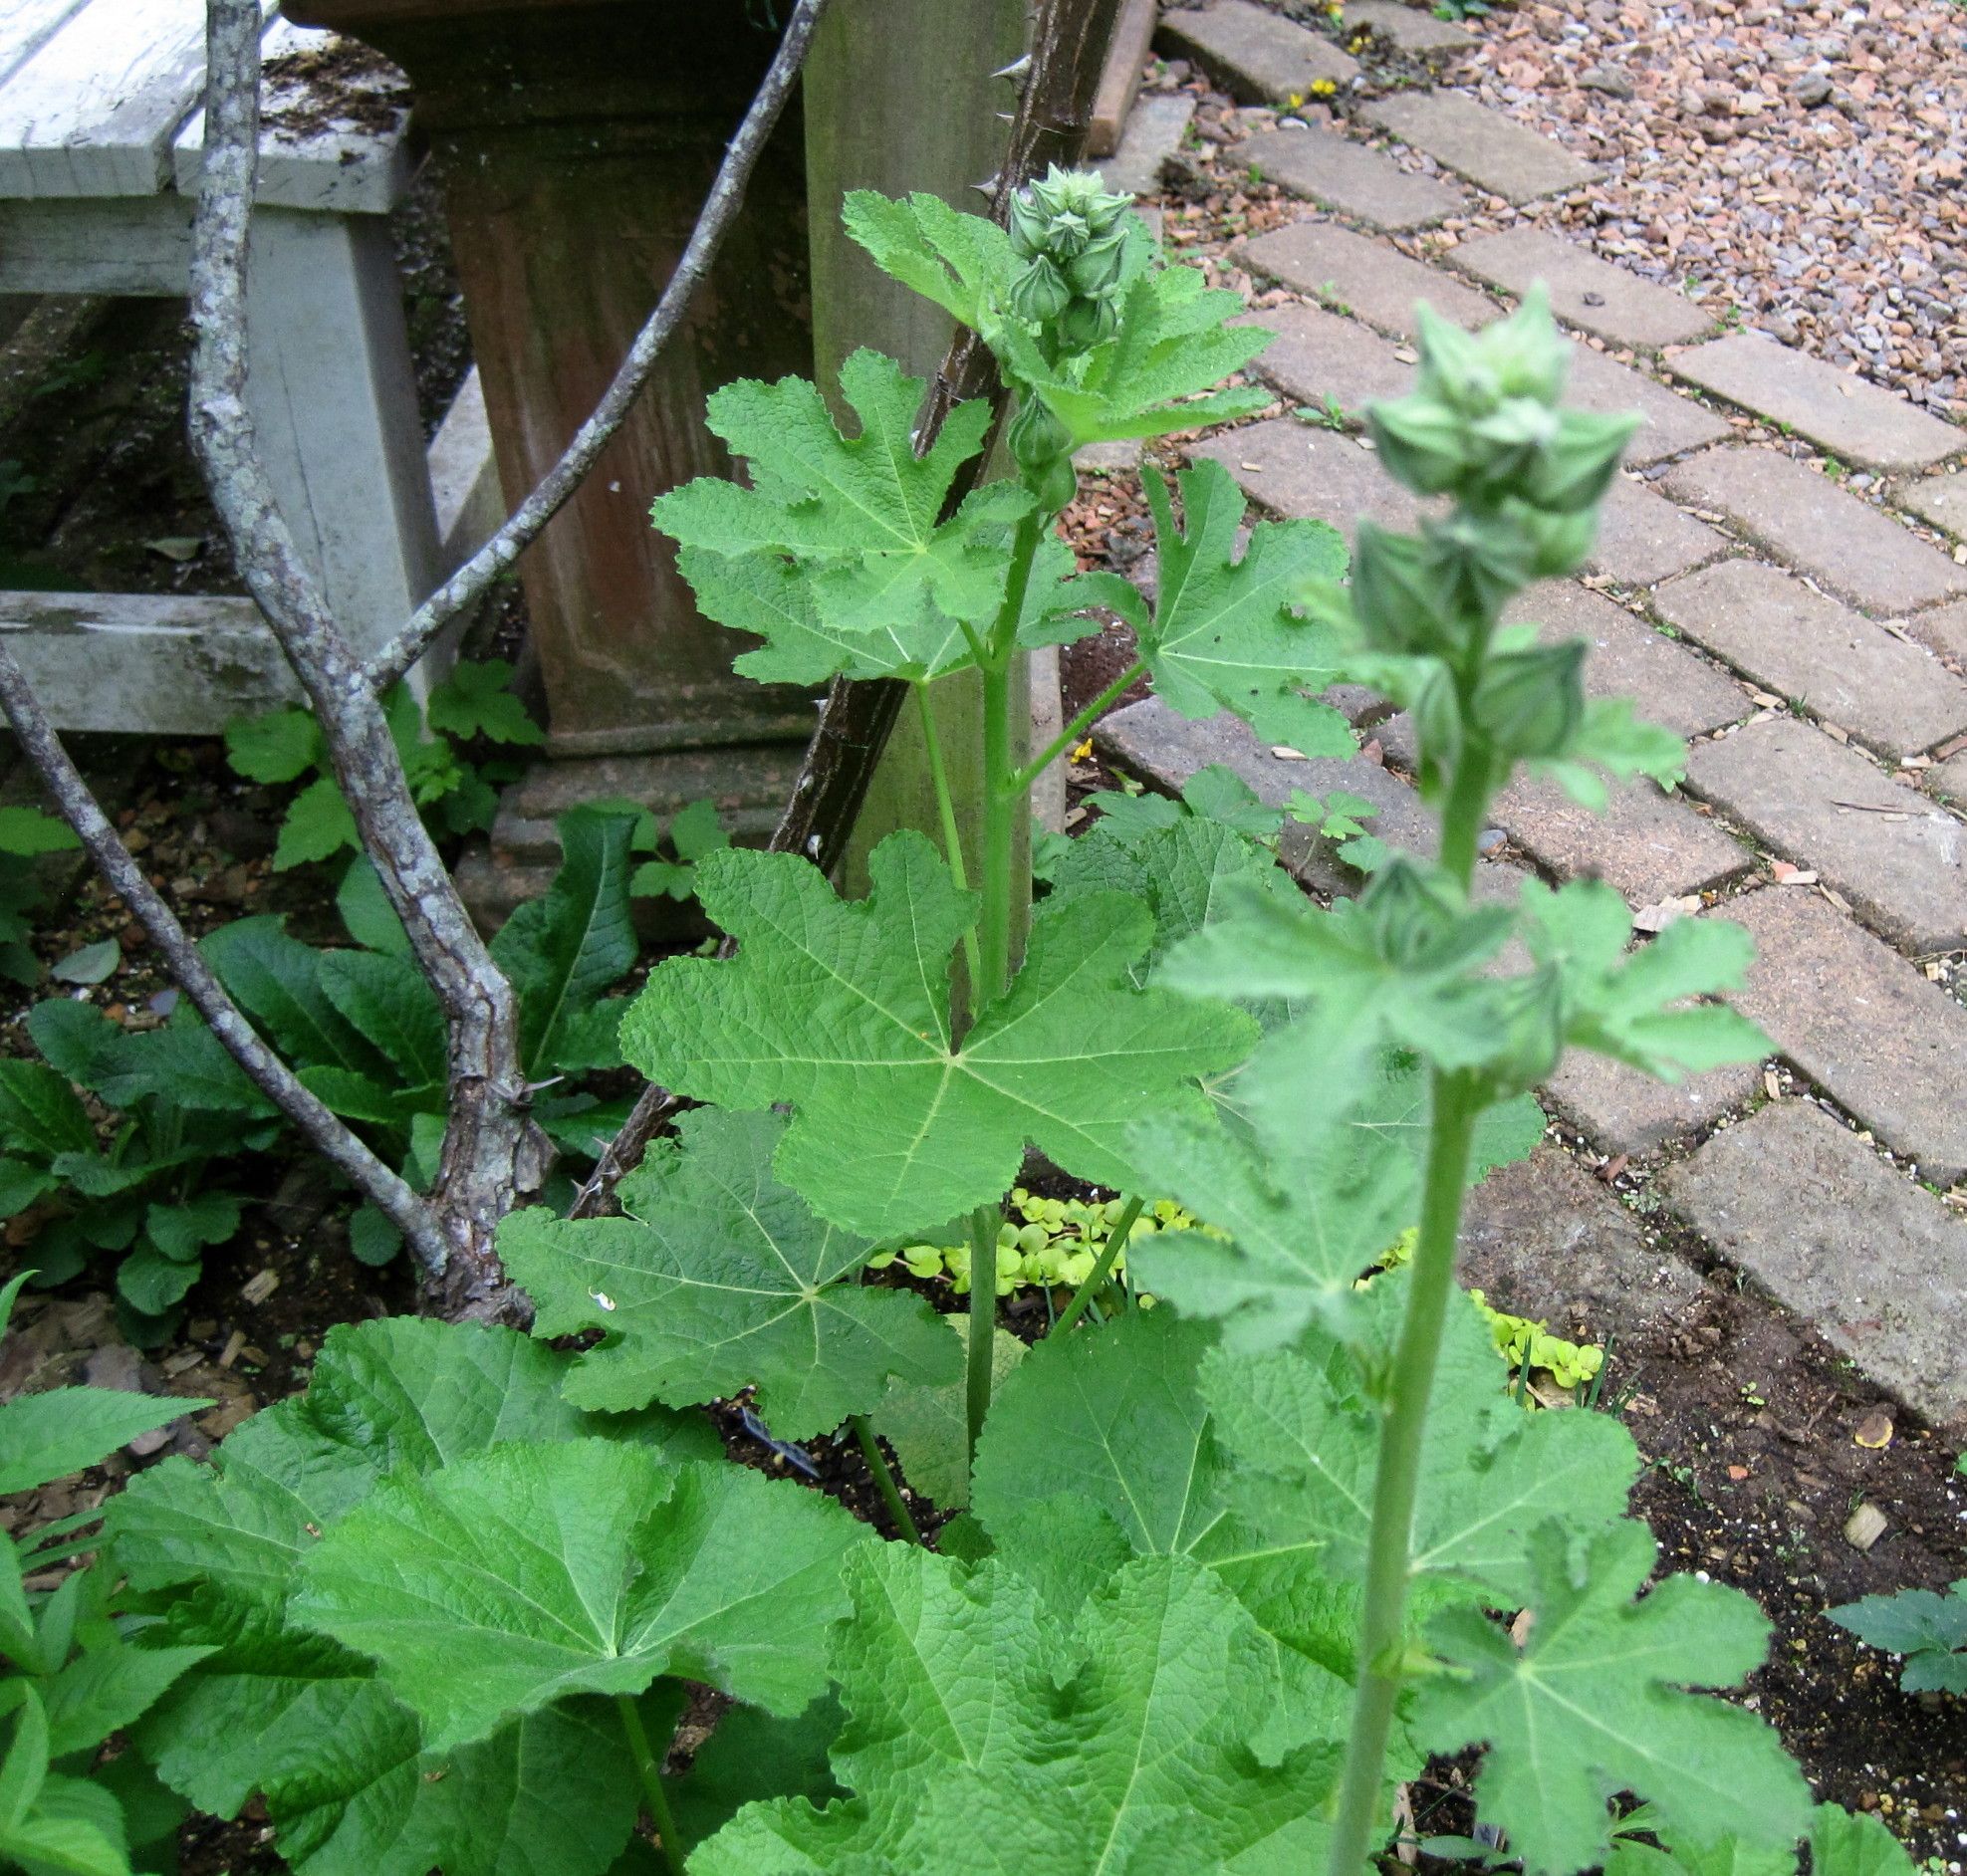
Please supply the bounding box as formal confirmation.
[1009,255,1072,325]
[1470,640,1587,759]
[1366,394,1469,497]
[1352,523,1454,655]
[1008,395,1072,474]
[1524,409,1641,513]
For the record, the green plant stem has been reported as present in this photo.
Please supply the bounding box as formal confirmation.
[852,1414,925,1545]
[1437,738,1492,886]
[974,504,1049,1002]
[615,1693,686,1876]
[912,677,983,997]
[965,1203,1000,1467]
[1325,1067,1480,1876]
[977,656,1018,1005]
[1003,658,1147,796]
[1051,1194,1145,1334]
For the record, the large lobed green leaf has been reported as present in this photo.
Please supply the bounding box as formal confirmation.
[652,350,1030,649]
[694,1543,1341,1875]
[1414,1521,1812,1874]
[294,1438,868,1751]
[1131,461,1352,754]
[500,1107,959,1440]
[622,832,1255,1240]
[1196,1277,1637,1610]
[108,1317,726,1876]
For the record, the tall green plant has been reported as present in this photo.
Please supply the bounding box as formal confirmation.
[85,181,1906,1876]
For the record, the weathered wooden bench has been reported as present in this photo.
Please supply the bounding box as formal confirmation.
[0,0,497,733]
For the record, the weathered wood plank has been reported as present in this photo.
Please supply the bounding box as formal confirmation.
[172,20,412,214]
[0,192,192,292]
[427,366,502,574]
[0,0,272,199]
[0,0,92,92]
[0,591,301,732]
[1088,0,1155,158]
[242,205,442,669]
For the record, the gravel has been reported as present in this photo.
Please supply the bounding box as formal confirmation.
[1448,0,1967,416]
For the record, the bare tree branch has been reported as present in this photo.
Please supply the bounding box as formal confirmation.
[363,0,836,694]
[0,644,446,1272]
[570,0,1127,1220]
[191,0,545,1310]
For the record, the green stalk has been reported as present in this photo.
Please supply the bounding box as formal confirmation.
[977,655,1018,1004]
[1437,734,1493,887]
[913,677,984,997]
[965,1203,1001,1466]
[1051,1194,1144,1334]
[1326,1067,1481,1876]
[974,504,1050,1001]
[615,1693,686,1876]
[1003,658,1147,797]
[852,1414,925,1544]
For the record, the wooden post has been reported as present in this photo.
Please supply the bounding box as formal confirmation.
[802,0,1031,917]
[286,0,819,757]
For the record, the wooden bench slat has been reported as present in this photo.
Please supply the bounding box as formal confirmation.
[0,0,274,200]
[0,0,93,93]
[0,591,303,732]
[172,20,411,215]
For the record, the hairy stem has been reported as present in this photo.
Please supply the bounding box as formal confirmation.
[1051,1194,1144,1334]
[615,1694,686,1876]
[965,1203,1001,1467]
[1004,658,1145,797]
[1327,1066,1481,1875]
[914,678,984,998]
[852,1415,925,1545]
[1437,740,1493,887]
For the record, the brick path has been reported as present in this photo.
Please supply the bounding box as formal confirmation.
[1096,1,1967,1434]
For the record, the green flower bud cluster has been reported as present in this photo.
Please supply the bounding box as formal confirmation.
[1344,289,1641,773]
[865,1190,1213,1296]
[1368,289,1635,515]
[1007,165,1134,356]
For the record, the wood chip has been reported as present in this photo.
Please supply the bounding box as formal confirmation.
[1270,745,1308,761]
[218,1329,248,1370]
[1764,1068,1783,1099]
[1843,1501,1889,1551]
[240,1269,280,1305]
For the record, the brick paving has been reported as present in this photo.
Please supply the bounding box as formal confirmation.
[1159,2,1358,105]
[1652,560,1967,757]
[1240,302,1415,417]
[1897,472,1967,543]
[1662,447,1967,615]
[1096,2,1967,1429]
[1684,717,1967,951]
[1586,475,1727,586]
[1234,127,1464,231]
[1239,220,1496,339]
[1447,227,1716,352]
[1670,332,1964,473]
[1360,91,1598,203]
